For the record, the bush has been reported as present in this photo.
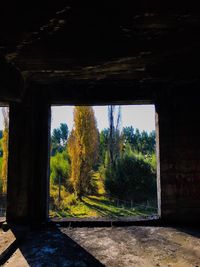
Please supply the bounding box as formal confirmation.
[50,151,71,189]
[61,193,78,207]
[49,184,69,210]
[105,153,156,202]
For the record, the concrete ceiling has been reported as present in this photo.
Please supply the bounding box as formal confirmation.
[0,1,200,83]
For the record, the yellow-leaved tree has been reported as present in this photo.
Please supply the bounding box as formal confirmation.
[2,107,9,194]
[68,106,98,199]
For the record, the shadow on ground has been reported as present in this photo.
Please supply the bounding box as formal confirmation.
[3,227,105,267]
[2,225,200,267]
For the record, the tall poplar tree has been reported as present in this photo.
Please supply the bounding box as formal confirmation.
[68,106,98,199]
[108,105,122,165]
[2,107,9,194]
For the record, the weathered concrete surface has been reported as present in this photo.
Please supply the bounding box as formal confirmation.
[7,98,50,224]
[0,230,16,255]
[0,226,30,265]
[0,57,24,102]
[3,226,200,267]
[0,229,16,264]
[158,95,200,223]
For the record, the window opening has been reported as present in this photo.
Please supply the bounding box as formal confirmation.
[49,105,159,220]
[0,106,9,221]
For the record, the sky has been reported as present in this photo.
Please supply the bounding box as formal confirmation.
[51,105,155,133]
[0,105,156,132]
[0,108,5,131]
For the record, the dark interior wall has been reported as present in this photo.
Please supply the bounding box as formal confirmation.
[6,83,155,224]
[0,58,24,102]
[6,102,31,223]
[4,84,200,225]
[158,88,200,223]
[1,1,200,225]
[6,92,50,224]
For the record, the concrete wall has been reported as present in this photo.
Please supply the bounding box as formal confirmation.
[5,86,200,225]
[0,57,24,102]
[7,94,50,224]
[158,90,200,223]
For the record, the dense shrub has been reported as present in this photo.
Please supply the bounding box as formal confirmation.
[105,153,156,202]
[50,151,71,190]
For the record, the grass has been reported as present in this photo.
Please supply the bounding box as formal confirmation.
[49,172,157,219]
[49,195,156,219]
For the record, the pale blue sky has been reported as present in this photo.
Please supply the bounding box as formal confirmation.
[0,111,2,130]
[51,105,155,133]
[0,108,6,131]
[0,105,156,132]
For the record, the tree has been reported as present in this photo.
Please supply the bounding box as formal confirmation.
[68,106,99,199]
[105,106,124,194]
[50,151,70,188]
[105,108,157,201]
[60,123,68,146]
[0,133,2,156]
[148,130,156,154]
[52,128,61,145]
[1,107,9,193]
[134,128,141,152]
[51,123,69,155]
[123,127,156,155]
[99,128,109,166]
[105,153,157,201]
[123,126,135,145]
[107,105,122,165]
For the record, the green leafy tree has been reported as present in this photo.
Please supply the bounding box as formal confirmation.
[105,109,157,202]
[123,127,156,155]
[52,128,61,144]
[99,128,109,166]
[51,123,69,156]
[0,133,2,156]
[107,105,122,165]
[123,126,135,145]
[134,128,141,152]
[105,106,124,189]
[60,123,68,146]
[105,153,156,202]
[50,151,70,188]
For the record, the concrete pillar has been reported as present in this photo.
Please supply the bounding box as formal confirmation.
[158,92,200,224]
[7,95,50,224]
[7,102,32,223]
[29,96,51,225]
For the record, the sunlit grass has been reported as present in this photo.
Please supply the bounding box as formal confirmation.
[49,172,157,219]
[93,172,106,195]
[49,194,155,219]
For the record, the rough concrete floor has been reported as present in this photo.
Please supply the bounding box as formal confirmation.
[3,226,200,267]
[0,230,16,256]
